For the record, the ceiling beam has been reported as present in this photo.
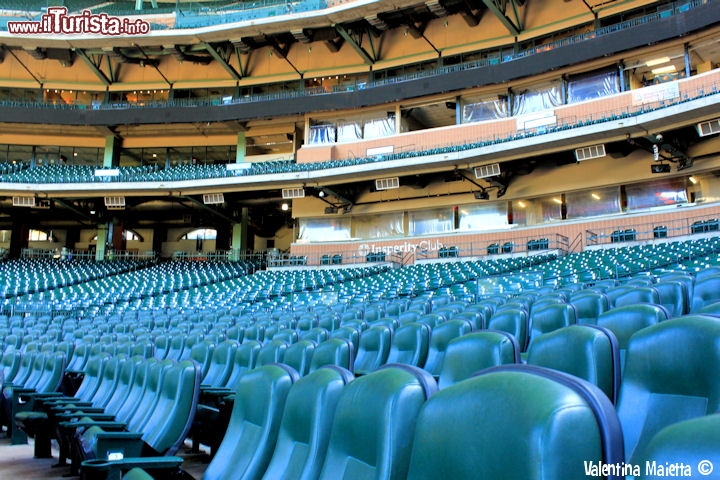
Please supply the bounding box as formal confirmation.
[203,42,243,81]
[481,0,522,35]
[75,49,112,86]
[334,24,375,65]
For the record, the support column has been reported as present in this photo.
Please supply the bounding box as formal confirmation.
[9,222,28,259]
[95,224,107,261]
[103,136,120,168]
[153,226,167,258]
[111,222,125,252]
[235,132,246,163]
[230,208,249,261]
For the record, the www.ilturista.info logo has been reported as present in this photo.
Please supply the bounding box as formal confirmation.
[7,7,151,36]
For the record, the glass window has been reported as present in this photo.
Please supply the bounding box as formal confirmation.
[409,208,454,235]
[567,68,619,104]
[182,228,217,240]
[566,187,621,219]
[458,203,508,231]
[625,178,687,210]
[298,218,351,242]
[511,197,563,225]
[352,212,405,239]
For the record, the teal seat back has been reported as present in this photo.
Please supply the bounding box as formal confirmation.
[617,315,720,463]
[353,325,392,375]
[385,322,430,368]
[223,340,261,389]
[318,365,437,480]
[438,331,519,389]
[100,356,141,416]
[423,319,473,376]
[486,307,528,351]
[256,339,290,367]
[635,414,720,479]
[189,341,215,379]
[34,352,67,394]
[690,274,720,313]
[309,338,354,374]
[613,286,660,308]
[527,303,577,348]
[568,292,608,324]
[300,327,329,344]
[407,365,624,480]
[284,339,317,377]
[202,364,299,480]
[0,350,22,385]
[262,366,354,480]
[202,340,238,387]
[141,360,201,455]
[329,326,360,352]
[526,324,620,403]
[243,324,265,343]
[597,303,670,371]
[654,280,689,316]
[123,359,174,432]
[165,335,186,361]
[273,328,299,344]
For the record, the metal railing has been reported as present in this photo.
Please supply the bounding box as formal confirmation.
[585,212,720,246]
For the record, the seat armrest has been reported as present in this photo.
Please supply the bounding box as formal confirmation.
[92,431,145,460]
[81,456,184,480]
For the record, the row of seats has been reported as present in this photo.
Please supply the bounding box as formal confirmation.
[85,313,720,480]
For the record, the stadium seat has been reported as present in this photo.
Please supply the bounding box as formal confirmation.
[406,364,624,480]
[635,414,720,480]
[527,303,577,348]
[283,339,317,377]
[384,322,430,368]
[422,319,473,377]
[262,366,354,480]
[353,325,392,375]
[526,324,620,403]
[318,364,437,480]
[437,331,519,390]
[690,274,720,313]
[78,360,201,477]
[569,291,609,324]
[201,364,299,480]
[616,315,720,464]
[597,304,671,370]
[309,338,355,374]
[486,307,529,351]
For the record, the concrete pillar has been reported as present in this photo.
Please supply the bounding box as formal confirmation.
[9,222,28,259]
[95,224,107,261]
[230,208,249,260]
[103,136,120,168]
[235,132,246,163]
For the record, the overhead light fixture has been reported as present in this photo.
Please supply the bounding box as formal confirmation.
[281,202,289,211]
[651,164,671,174]
[552,197,563,205]
[591,193,601,200]
[474,190,489,200]
[689,176,697,184]
[517,201,526,208]
[651,65,677,75]
[645,56,671,67]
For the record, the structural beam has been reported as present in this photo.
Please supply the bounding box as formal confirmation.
[334,24,375,65]
[481,0,522,35]
[203,43,243,80]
